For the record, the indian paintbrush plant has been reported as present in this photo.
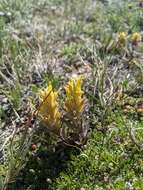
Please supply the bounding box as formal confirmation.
[62,76,87,145]
[64,76,84,118]
[117,32,127,46]
[37,76,88,147]
[131,32,142,46]
[38,82,61,135]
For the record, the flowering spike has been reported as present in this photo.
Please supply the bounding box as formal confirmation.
[38,82,61,129]
[64,76,85,117]
[131,32,142,45]
[118,32,127,45]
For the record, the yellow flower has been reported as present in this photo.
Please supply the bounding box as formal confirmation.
[38,82,61,129]
[118,32,127,45]
[131,32,142,45]
[64,76,85,117]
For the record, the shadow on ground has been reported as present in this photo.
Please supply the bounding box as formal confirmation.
[8,142,80,190]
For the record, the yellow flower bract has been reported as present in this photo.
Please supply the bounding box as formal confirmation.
[131,32,142,43]
[38,82,61,129]
[118,32,127,45]
[64,76,85,117]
